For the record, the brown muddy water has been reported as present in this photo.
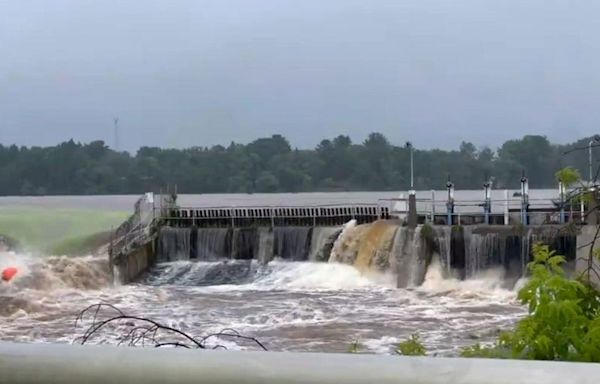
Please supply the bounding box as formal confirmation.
[0,251,525,355]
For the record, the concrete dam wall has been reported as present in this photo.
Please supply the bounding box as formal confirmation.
[137,222,577,288]
[156,226,341,263]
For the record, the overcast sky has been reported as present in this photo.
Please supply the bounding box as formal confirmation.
[1,0,600,151]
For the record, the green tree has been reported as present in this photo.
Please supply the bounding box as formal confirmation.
[0,134,598,195]
[255,171,280,192]
[555,166,581,188]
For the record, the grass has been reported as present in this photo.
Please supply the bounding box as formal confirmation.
[0,207,128,254]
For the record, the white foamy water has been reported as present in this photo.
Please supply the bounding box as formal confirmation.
[0,252,526,355]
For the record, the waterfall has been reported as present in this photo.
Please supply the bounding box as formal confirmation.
[329,220,361,264]
[452,227,568,280]
[434,226,452,274]
[157,227,192,261]
[393,226,429,288]
[463,228,505,278]
[521,228,533,275]
[232,228,258,260]
[154,222,577,288]
[273,227,313,261]
[354,221,398,272]
[195,228,232,260]
[256,227,274,264]
[309,227,342,262]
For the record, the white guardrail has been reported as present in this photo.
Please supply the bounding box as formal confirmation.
[1,342,599,384]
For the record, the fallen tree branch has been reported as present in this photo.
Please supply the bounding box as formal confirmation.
[73,303,267,351]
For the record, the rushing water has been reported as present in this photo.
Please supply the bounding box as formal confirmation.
[0,251,525,355]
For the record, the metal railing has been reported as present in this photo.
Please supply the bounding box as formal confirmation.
[109,216,163,265]
[0,342,599,384]
[382,194,584,226]
[160,204,390,227]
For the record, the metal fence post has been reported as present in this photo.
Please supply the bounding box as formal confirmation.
[504,189,509,225]
[431,190,435,223]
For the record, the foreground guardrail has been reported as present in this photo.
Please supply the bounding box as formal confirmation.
[1,342,599,384]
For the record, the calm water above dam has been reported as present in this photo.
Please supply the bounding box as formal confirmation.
[0,189,559,212]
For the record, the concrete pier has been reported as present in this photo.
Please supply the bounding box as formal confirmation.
[112,240,155,284]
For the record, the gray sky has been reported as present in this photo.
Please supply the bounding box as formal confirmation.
[1,0,600,151]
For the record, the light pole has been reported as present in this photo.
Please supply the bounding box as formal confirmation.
[406,142,414,191]
[483,179,492,225]
[520,171,529,226]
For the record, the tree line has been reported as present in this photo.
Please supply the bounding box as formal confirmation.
[0,133,597,195]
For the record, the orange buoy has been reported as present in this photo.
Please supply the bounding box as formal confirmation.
[1,267,18,282]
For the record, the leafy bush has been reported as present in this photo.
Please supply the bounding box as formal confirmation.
[348,340,361,353]
[460,340,511,359]
[396,334,426,356]
[464,243,600,361]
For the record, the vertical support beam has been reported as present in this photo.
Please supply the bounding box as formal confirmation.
[270,208,275,228]
[483,181,492,225]
[431,190,435,223]
[581,196,586,224]
[588,190,598,225]
[408,192,417,228]
[559,181,566,224]
[520,174,529,226]
[504,189,509,225]
[446,180,454,226]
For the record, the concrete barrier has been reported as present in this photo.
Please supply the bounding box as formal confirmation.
[0,342,599,384]
[113,240,155,284]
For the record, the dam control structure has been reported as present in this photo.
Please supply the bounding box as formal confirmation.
[109,183,600,288]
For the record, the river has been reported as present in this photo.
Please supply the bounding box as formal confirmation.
[0,192,531,354]
[0,251,525,355]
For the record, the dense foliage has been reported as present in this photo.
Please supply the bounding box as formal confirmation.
[461,244,600,361]
[0,133,598,195]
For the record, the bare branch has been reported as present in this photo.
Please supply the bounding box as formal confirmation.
[73,303,267,351]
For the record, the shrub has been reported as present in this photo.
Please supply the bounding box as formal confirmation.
[464,243,600,361]
[396,334,426,356]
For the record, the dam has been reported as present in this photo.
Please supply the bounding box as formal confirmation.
[109,184,588,287]
[1,189,595,355]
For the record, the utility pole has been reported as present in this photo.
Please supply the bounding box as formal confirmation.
[446,176,455,226]
[520,170,529,226]
[405,141,416,227]
[406,142,414,191]
[114,117,120,151]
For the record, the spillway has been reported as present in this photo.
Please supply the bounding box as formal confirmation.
[154,222,576,289]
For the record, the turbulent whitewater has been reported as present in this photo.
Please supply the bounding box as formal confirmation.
[0,249,525,355]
